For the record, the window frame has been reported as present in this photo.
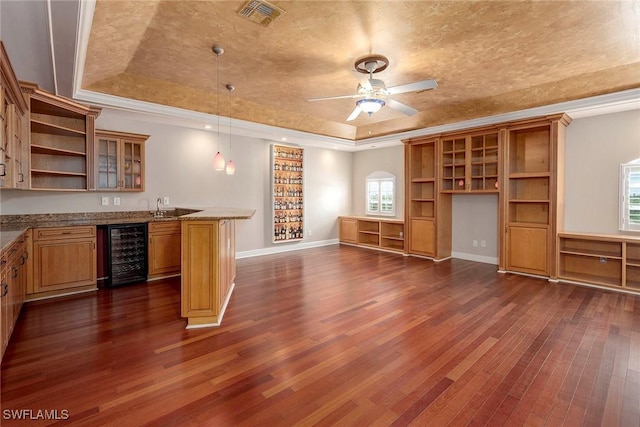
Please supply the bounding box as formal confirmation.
[619,158,640,232]
[366,171,396,217]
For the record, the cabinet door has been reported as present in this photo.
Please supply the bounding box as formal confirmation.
[339,218,357,243]
[121,139,144,191]
[409,218,436,257]
[96,135,120,190]
[33,238,97,293]
[506,226,548,276]
[148,225,181,276]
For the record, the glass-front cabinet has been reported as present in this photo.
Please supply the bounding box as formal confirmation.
[95,130,147,192]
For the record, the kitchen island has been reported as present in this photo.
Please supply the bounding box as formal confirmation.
[0,207,255,329]
[179,208,255,328]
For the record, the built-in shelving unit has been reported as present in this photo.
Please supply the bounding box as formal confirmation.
[502,115,570,277]
[339,216,404,253]
[272,144,304,243]
[404,137,451,259]
[558,232,640,292]
[21,82,99,191]
[441,132,499,193]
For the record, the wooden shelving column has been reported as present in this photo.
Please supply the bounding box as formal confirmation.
[404,137,451,259]
[272,144,304,243]
[501,114,571,277]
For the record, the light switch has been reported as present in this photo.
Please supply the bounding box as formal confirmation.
[163,196,170,205]
[114,197,120,206]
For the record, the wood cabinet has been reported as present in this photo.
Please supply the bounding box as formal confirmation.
[31,226,97,299]
[0,41,29,189]
[181,219,236,328]
[148,221,181,279]
[501,114,570,277]
[441,131,499,193]
[95,130,147,191]
[20,82,100,191]
[272,144,304,243]
[338,216,405,253]
[558,233,640,293]
[338,217,357,244]
[404,137,451,259]
[1,230,30,359]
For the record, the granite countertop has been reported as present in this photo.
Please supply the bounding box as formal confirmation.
[0,207,255,251]
[179,207,255,221]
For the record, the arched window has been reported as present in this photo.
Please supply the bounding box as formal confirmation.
[620,158,640,231]
[366,171,395,216]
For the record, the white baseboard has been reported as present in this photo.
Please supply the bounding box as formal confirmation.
[236,239,339,259]
[185,282,235,329]
[451,251,498,265]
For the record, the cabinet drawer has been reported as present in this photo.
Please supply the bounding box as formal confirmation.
[148,221,180,235]
[34,226,96,241]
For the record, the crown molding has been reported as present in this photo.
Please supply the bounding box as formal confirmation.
[74,87,640,152]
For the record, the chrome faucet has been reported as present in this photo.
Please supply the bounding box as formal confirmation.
[155,197,163,217]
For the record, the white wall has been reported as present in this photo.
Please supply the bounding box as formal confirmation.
[451,194,499,264]
[564,109,640,233]
[0,109,353,252]
[351,145,404,218]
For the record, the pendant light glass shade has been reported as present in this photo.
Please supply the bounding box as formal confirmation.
[225,160,235,175]
[213,151,226,171]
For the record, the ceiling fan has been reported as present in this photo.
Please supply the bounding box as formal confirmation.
[308,54,437,121]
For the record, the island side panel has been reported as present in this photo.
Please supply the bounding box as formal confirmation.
[181,220,219,325]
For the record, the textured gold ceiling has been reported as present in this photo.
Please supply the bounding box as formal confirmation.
[83,0,640,140]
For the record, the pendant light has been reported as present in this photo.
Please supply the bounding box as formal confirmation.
[212,45,226,171]
[225,83,235,175]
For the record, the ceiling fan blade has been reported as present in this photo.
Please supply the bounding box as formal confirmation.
[387,79,438,95]
[387,98,418,116]
[351,70,372,91]
[346,106,362,121]
[308,93,364,101]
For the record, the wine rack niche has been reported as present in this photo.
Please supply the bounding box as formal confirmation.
[272,144,304,243]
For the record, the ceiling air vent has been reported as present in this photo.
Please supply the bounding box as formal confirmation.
[237,0,285,26]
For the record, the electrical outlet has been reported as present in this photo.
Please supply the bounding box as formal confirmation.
[163,196,170,205]
[101,196,109,206]
[308,229,312,236]
[113,197,120,206]
[481,240,487,248]
[472,240,478,247]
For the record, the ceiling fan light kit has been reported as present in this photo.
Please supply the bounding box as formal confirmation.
[308,54,437,122]
[356,98,385,115]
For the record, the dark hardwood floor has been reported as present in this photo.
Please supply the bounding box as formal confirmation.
[2,244,640,426]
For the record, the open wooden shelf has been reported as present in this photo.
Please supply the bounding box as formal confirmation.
[339,216,404,253]
[558,233,640,293]
[22,82,99,191]
[31,119,86,137]
[30,144,86,157]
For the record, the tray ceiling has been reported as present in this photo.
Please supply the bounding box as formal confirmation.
[81,0,640,141]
